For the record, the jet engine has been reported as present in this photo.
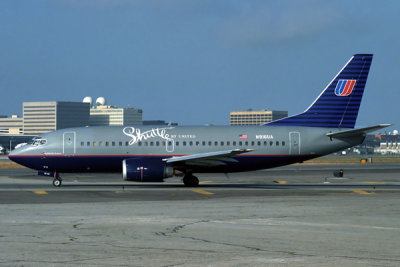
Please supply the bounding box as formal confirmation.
[122,158,173,182]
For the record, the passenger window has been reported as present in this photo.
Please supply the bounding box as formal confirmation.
[138,142,142,146]
[264,141,267,146]
[257,141,261,146]
[119,141,123,146]
[196,141,199,146]
[162,141,165,146]
[99,141,103,147]
[156,141,160,146]
[239,141,242,146]
[87,141,90,146]
[214,141,218,146]
[276,141,279,146]
[190,141,193,146]
[251,141,255,146]
[105,141,109,146]
[125,141,129,146]
[150,142,154,146]
[282,141,285,146]
[80,141,84,146]
[183,141,187,146]
[227,141,230,146]
[220,141,224,146]
[93,141,97,147]
[270,141,273,146]
[202,141,206,146]
[144,142,148,146]
[168,141,172,146]
[245,141,248,146]
[233,141,236,146]
[208,141,212,146]
[176,141,179,146]
[112,141,116,146]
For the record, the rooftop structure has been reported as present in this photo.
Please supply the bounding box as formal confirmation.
[89,105,143,126]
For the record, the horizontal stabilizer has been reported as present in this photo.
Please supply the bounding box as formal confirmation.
[326,124,391,139]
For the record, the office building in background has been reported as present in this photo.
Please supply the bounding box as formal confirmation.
[23,102,90,135]
[87,97,143,126]
[230,110,288,125]
[0,115,23,135]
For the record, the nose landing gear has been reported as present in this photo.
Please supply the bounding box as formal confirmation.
[38,171,63,187]
[52,178,62,187]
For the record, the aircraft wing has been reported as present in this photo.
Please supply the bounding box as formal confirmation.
[326,124,391,139]
[164,148,254,167]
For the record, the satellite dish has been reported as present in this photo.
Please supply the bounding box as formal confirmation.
[83,96,93,106]
[96,97,106,106]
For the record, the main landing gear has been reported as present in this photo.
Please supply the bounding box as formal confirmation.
[183,174,199,187]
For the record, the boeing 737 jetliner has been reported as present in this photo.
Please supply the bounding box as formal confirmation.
[9,54,389,187]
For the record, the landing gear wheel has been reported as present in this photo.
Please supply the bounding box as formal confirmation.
[53,178,62,187]
[183,175,199,187]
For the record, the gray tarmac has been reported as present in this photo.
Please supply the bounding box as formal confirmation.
[0,163,400,266]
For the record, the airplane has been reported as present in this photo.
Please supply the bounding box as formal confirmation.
[8,54,390,187]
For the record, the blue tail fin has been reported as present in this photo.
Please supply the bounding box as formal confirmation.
[266,54,373,128]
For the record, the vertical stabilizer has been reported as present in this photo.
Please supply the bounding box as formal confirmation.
[266,54,373,128]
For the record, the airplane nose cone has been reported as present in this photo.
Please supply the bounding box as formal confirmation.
[8,145,29,165]
[8,145,23,157]
[8,149,17,157]
[8,149,18,158]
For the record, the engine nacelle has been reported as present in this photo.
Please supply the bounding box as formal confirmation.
[122,158,173,182]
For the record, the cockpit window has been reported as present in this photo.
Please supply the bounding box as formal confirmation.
[31,138,47,146]
[31,140,40,146]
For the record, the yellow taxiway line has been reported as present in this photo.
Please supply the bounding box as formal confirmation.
[192,189,214,195]
[273,180,287,184]
[33,190,48,195]
[353,190,375,195]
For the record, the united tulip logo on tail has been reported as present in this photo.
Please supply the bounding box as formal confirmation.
[335,79,356,96]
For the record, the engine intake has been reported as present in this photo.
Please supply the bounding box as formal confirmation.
[122,158,173,182]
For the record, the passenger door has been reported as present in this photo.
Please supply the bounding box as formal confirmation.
[63,132,76,156]
[289,132,300,155]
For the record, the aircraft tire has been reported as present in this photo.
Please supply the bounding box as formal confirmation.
[183,175,199,187]
[53,178,62,187]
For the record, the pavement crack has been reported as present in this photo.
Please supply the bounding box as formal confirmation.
[155,220,209,237]
[183,235,265,252]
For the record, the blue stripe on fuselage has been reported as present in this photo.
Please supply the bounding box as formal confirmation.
[9,154,320,174]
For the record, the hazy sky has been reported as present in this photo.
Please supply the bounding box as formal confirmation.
[1,0,399,131]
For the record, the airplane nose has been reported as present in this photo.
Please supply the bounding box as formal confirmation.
[9,149,16,156]
[9,146,23,157]
[8,145,27,163]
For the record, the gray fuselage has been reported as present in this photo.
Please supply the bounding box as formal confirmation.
[9,125,364,174]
